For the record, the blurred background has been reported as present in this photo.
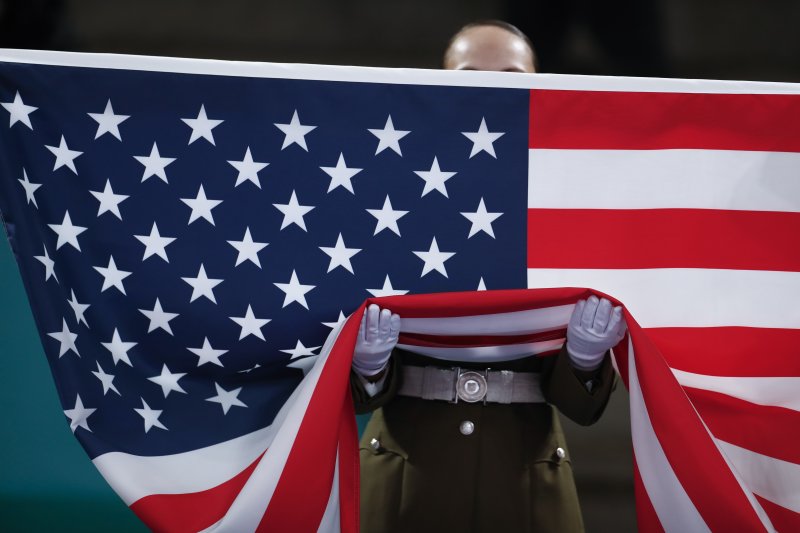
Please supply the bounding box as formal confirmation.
[0,1,798,532]
[1,0,800,80]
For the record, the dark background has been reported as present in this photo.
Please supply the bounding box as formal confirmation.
[1,1,798,531]
[2,0,800,80]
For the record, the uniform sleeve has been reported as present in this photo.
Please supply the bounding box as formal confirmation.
[350,352,402,414]
[541,345,616,426]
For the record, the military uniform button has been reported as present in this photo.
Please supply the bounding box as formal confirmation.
[555,447,566,461]
[370,438,381,450]
[459,420,475,435]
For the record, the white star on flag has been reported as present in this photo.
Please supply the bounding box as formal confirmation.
[287,356,318,376]
[414,157,457,198]
[181,264,223,303]
[48,211,87,251]
[477,277,487,291]
[47,318,79,357]
[67,289,90,327]
[319,233,361,273]
[320,153,363,193]
[368,115,410,155]
[1,91,36,129]
[17,168,41,207]
[134,398,168,433]
[102,328,138,366]
[239,364,262,374]
[45,135,82,174]
[322,311,347,329]
[273,190,315,231]
[181,104,223,145]
[93,255,132,294]
[139,298,179,335]
[229,304,271,340]
[188,337,228,367]
[206,383,247,414]
[90,179,129,219]
[148,364,187,397]
[134,222,176,262]
[134,143,176,183]
[181,184,223,226]
[64,395,95,433]
[461,198,503,238]
[280,340,321,359]
[227,147,269,188]
[227,227,268,268]
[34,246,58,282]
[274,270,315,309]
[274,110,316,151]
[92,362,120,396]
[462,117,505,158]
[87,99,129,140]
[412,237,456,278]
[366,195,409,236]
[367,275,409,297]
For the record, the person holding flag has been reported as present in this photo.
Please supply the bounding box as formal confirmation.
[351,21,627,533]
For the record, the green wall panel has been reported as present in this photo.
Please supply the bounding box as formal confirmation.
[0,235,147,532]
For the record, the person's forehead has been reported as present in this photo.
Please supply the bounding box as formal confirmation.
[447,25,533,72]
[455,25,527,50]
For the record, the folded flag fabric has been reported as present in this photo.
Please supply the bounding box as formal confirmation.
[0,49,798,532]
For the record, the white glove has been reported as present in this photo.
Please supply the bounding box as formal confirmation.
[566,296,626,372]
[352,304,400,377]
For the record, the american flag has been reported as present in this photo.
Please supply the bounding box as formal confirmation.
[0,49,798,532]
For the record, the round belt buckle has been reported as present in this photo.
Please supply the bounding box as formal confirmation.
[456,371,487,403]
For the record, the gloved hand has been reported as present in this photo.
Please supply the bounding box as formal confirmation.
[352,304,401,377]
[566,296,627,372]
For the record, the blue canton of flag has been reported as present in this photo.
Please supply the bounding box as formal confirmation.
[0,58,529,463]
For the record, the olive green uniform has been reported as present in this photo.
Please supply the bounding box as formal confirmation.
[352,347,615,533]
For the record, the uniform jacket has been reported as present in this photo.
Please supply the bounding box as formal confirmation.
[351,346,615,533]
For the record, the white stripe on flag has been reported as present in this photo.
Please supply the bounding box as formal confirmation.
[699,421,776,531]
[3,49,800,93]
[208,318,347,532]
[92,424,275,505]
[717,439,800,514]
[527,268,800,329]
[627,339,711,532]
[396,339,564,362]
[399,305,573,335]
[317,447,342,533]
[673,369,800,411]
[528,149,800,211]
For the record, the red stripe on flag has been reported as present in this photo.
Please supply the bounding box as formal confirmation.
[684,387,800,465]
[129,453,263,533]
[629,319,769,531]
[529,89,800,151]
[398,329,566,348]
[527,209,800,272]
[755,496,800,533]
[257,305,365,533]
[647,327,800,377]
[632,456,665,533]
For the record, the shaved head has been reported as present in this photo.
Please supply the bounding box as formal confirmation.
[443,21,536,73]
